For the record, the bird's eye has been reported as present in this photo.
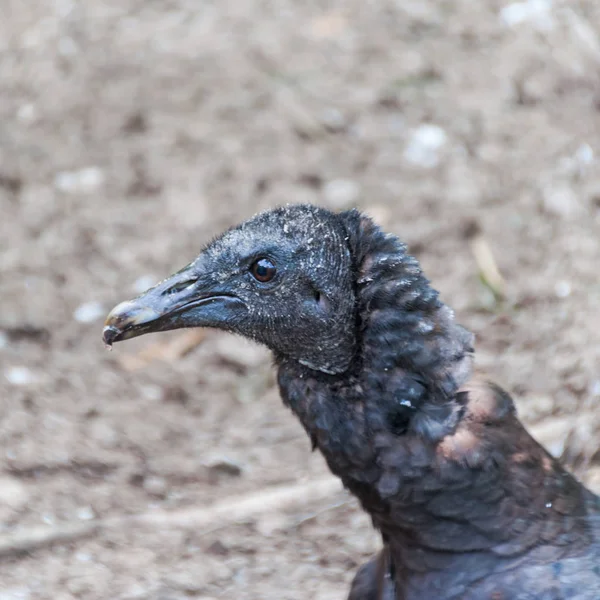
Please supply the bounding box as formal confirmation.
[250,258,276,283]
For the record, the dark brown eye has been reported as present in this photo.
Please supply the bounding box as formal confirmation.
[250,258,276,283]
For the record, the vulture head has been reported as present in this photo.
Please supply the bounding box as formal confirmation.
[103,205,357,374]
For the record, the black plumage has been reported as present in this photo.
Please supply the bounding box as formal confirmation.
[103,205,600,600]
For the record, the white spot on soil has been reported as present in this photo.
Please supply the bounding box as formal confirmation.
[554,280,571,298]
[73,301,105,323]
[0,588,31,600]
[542,183,581,218]
[132,275,157,293]
[574,143,594,166]
[16,103,37,125]
[76,506,95,520]
[500,0,554,31]
[403,124,448,168]
[54,167,105,195]
[0,477,29,511]
[41,513,55,525]
[323,178,361,208]
[5,366,36,386]
[320,107,347,131]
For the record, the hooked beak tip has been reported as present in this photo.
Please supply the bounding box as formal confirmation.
[102,300,163,348]
[102,325,120,348]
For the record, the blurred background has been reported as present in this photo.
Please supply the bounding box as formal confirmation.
[1,1,599,598]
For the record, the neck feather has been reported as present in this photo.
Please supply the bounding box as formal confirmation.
[340,210,475,440]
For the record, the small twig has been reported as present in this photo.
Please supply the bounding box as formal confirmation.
[562,8,600,68]
[464,221,506,300]
[291,498,354,529]
[0,523,98,558]
[117,329,207,371]
[108,477,344,529]
[529,411,599,470]
[0,478,344,558]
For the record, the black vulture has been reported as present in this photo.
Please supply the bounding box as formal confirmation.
[103,205,600,600]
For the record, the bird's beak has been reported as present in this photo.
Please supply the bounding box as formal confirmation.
[102,262,245,347]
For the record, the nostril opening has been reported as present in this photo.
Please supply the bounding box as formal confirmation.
[166,279,198,295]
[314,290,329,311]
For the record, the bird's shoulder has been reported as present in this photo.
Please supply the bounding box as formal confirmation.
[436,377,518,469]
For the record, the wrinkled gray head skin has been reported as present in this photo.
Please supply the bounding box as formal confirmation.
[103,205,357,374]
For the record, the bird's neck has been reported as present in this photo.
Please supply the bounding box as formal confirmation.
[345,212,475,439]
[277,213,594,592]
[278,210,477,483]
[279,210,476,462]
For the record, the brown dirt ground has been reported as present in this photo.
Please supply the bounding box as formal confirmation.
[1,1,599,599]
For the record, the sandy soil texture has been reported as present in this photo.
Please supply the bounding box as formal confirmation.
[1,1,599,599]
